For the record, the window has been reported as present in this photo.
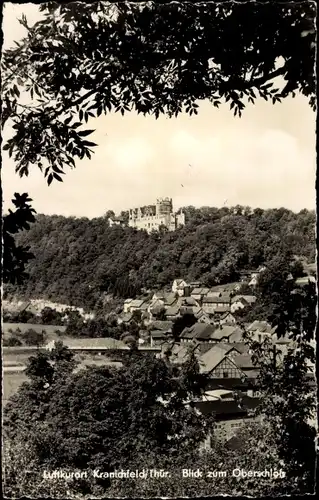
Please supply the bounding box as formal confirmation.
[223,371,229,378]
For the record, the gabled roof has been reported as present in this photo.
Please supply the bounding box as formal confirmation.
[199,347,243,374]
[247,320,276,333]
[130,299,146,308]
[191,287,210,295]
[173,279,187,286]
[181,323,216,340]
[165,304,181,316]
[234,354,258,369]
[151,320,173,332]
[150,331,170,338]
[218,311,234,320]
[109,215,125,222]
[214,342,245,355]
[195,308,211,319]
[203,296,230,304]
[140,302,149,310]
[120,313,133,323]
[210,325,243,341]
[295,276,316,286]
[163,293,178,306]
[182,297,199,306]
[232,295,256,305]
[209,282,241,293]
[47,337,128,350]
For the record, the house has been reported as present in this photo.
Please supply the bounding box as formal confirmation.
[128,299,147,312]
[233,355,260,382]
[195,309,212,324]
[165,302,182,320]
[179,297,201,316]
[210,325,243,343]
[249,266,267,287]
[108,215,126,227]
[202,296,231,314]
[150,330,172,347]
[172,279,188,296]
[117,312,133,325]
[295,276,316,287]
[151,291,177,307]
[123,299,133,313]
[230,295,256,313]
[214,311,237,325]
[199,348,247,380]
[2,300,40,317]
[246,320,276,342]
[180,323,216,343]
[230,297,248,313]
[194,390,261,449]
[151,320,173,333]
[207,283,241,296]
[191,287,210,301]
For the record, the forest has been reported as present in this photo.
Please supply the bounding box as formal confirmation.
[4,205,315,312]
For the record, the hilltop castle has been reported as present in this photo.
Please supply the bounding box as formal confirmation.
[128,198,185,233]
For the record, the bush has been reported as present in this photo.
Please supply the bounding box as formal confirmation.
[22,329,45,346]
[3,336,22,347]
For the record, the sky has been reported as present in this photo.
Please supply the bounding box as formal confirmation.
[1,3,316,218]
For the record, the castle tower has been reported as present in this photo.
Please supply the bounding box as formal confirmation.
[156,198,173,217]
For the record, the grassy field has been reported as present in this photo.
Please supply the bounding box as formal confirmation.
[3,322,66,341]
[3,371,28,404]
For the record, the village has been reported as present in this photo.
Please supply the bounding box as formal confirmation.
[3,265,316,449]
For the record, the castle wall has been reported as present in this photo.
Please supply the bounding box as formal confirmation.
[128,198,185,233]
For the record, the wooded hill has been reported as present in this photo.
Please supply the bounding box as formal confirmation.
[5,206,315,311]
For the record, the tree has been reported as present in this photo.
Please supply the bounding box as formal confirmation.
[2,193,36,285]
[4,347,213,486]
[241,271,317,494]
[22,328,46,347]
[1,2,315,185]
[3,336,23,347]
[1,2,316,286]
[40,306,63,325]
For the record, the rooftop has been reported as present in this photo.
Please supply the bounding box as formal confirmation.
[181,323,216,340]
[247,320,276,333]
[46,338,129,351]
[210,325,243,340]
[203,296,231,304]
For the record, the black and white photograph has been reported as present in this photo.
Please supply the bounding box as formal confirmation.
[1,1,317,497]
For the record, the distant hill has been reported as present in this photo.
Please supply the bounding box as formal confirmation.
[4,206,316,310]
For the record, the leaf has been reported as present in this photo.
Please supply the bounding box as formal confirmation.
[53,173,63,182]
[47,173,53,185]
[77,129,95,137]
[52,165,64,174]
[64,116,72,125]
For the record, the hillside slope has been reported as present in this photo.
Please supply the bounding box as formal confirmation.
[5,206,316,310]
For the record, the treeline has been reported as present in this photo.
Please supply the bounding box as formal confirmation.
[4,206,315,310]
